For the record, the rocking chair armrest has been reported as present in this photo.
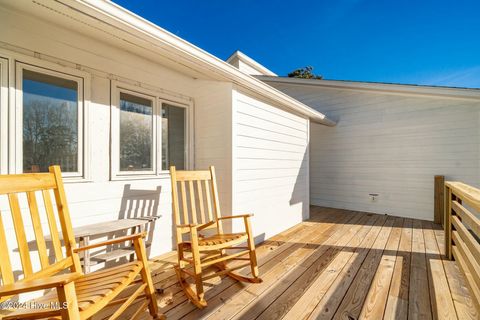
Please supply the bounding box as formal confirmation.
[177,222,215,233]
[217,214,254,220]
[73,232,146,253]
[0,272,82,297]
[177,223,200,229]
[197,221,216,230]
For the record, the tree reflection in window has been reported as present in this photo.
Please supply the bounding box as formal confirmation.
[119,93,153,171]
[23,70,79,173]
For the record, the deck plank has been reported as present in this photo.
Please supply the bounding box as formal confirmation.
[104,207,478,320]
[383,218,413,320]
[97,210,345,320]
[422,220,457,320]
[332,216,396,319]
[253,213,380,320]
[408,219,432,320]
[280,213,380,320]
[172,208,353,320]
[198,210,361,320]
[231,213,372,320]
[359,217,404,319]
[307,214,390,320]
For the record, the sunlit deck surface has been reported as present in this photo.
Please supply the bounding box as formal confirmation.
[109,207,478,320]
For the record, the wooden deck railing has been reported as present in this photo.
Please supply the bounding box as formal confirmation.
[444,181,480,305]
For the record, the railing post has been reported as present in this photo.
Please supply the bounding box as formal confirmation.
[434,175,445,225]
[445,184,453,260]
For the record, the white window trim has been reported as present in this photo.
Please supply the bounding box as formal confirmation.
[0,57,8,174]
[13,61,91,179]
[111,81,193,180]
[111,84,158,177]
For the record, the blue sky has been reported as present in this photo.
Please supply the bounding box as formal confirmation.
[114,0,480,88]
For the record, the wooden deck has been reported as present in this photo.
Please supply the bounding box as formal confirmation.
[110,206,479,320]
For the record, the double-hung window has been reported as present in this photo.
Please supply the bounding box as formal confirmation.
[16,63,85,177]
[111,82,190,178]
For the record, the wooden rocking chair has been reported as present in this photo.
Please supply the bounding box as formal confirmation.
[0,166,163,320]
[170,166,262,308]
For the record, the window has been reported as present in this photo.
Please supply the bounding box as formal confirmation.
[162,103,186,170]
[112,86,157,176]
[111,82,191,178]
[0,58,7,174]
[119,93,154,172]
[16,63,84,176]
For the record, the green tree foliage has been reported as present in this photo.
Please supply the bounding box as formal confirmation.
[287,66,323,79]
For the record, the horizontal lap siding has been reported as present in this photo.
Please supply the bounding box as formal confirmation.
[193,81,233,217]
[0,5,219,287]
[268,82,480,221]
[233,90,309,241]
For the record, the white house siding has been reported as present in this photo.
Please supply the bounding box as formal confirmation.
[266,81,480,221]
[232,88,310,242]
[193,80,234,218]
[236,60,267,77]
[0,4,235,284]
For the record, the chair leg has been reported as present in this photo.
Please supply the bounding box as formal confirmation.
[192,242,206,305]
[133,237,164,320]
[56,281,80,320]
[248,245,260,278]
[245,217,261,279]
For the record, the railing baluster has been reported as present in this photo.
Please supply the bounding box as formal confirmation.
[445,185,452,260]
[444,181,480,305]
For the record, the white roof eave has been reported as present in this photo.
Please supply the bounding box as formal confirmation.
[257,75,480,101]
[36,0,335,126]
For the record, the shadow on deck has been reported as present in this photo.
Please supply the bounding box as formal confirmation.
[98,206,479,320]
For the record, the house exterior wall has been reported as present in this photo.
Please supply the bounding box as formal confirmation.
[193,80,234,217]
[0,3,312,287]
[267,81,480,221]
[0,5,234,279]
[232,88,310,242]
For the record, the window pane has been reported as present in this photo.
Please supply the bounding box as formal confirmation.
[120,92,153,171]
[23,69,78,173]
[162,104,186,170]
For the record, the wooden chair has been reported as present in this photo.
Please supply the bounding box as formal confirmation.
[170,166,262,308]
[0,166,163,320]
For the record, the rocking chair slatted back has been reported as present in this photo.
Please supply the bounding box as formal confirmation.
[0,166,80,301]
[170,166,222,242]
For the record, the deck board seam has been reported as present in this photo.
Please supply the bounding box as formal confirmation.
[253,213,382,320]
[306,214,390,319]
[176,209,357,320]
[331,216,395,319]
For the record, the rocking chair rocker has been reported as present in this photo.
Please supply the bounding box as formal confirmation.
[170,166,262,308]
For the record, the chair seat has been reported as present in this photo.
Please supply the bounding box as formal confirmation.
[198,232,247,246]
[180,233,248,250]
[3,261,143,320]
[198,232,247,247]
